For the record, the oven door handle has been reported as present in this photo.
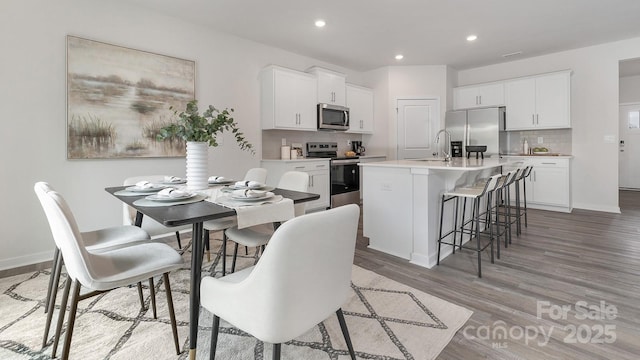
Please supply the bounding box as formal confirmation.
[331,159,360,165]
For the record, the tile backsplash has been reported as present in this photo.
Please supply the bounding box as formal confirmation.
[504,129,572,155]
[262,130,363,159]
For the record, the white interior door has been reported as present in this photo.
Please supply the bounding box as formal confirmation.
[619,103,640,189]
[397,99,439,159]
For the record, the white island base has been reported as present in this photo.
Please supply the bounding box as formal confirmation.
[361,158,505,269]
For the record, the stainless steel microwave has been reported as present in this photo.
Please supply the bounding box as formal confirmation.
[318,103,349,131]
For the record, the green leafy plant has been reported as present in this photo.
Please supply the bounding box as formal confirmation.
[156,100,254,153]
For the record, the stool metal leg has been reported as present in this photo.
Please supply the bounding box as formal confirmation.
[474,198,482,278]
[437,194,446,265]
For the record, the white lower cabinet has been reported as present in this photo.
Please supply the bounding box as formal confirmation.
[358,156,386,200]
[504,157,571,212]
[261,159,330,212]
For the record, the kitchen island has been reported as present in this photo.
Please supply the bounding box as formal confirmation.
[360,157,507,268]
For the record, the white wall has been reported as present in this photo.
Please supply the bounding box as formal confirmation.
[620,75,640,103]
[457,37,640,213]
[0,0,359,269]
[361,66,449,160]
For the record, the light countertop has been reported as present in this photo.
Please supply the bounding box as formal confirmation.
[359,157,507,170]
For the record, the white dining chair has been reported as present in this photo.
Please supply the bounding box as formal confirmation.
[34,182,151,349]
[203,167,268,273]
[200,204,360,360]
[224,171,309,274]
[123,175,191,248]
[35,184,184,360]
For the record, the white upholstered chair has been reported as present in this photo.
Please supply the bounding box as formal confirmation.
[35,183,183,360]
[224,171,309,274]
[35,182,151,349]
[203,167,268,273]
[200,204,360,360]
[123,175,191,248]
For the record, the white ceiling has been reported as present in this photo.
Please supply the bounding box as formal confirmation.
[121,0,640,72]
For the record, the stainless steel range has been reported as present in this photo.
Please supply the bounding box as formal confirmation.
[306,142,360,207]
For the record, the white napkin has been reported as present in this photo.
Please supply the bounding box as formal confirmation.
[135,181,154,189]
[156,188,190,198]
[164,176,182,183]
[209,176,229,183]
[234,180,263,189]
[232,189,268,198]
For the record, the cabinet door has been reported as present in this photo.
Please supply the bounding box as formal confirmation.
[316,71,346,106]
[505,77,536,130]
[453,86,479,109]
[535,72,570,129]
[273,70,302,129]
[295,74,318,130]
[478,83,505,107]
[307,170,330,210]
[346,85,374,133]
[530,166,569,207]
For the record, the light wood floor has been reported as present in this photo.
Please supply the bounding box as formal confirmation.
[353,191,640,360]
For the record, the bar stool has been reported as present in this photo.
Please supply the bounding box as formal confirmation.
[513,166,533,236]
[437,173,502,277]
[491,170,519,254]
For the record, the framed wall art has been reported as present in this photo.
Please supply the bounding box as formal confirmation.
[66,35,195,159]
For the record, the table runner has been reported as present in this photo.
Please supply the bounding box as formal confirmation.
[200,187,294,229]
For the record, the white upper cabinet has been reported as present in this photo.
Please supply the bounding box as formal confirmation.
[261,65,317,131]
[453,82,504,109]
[346,84,374,134]
[505,71,571,130]
[307,66,346,106]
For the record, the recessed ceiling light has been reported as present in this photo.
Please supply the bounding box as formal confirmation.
[395,54,404,60]
[466,35,478,42]
[315,20,326,28]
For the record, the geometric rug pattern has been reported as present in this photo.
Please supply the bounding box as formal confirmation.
[0,236,472,360]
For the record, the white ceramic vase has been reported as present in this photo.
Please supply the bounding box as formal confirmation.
[186,141,209,191]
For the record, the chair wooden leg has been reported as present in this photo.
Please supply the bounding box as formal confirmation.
[149,278,157,319]
[44,248,61,314]
[175,231,182,249]
[272,343,281,360]
[162,273,181,355]
[137,282,145,311]
[43,249,63,347]
[50,277,71,356]
[231,242,239,274]
[210,315,220,360]
[336,308,356,360]
[222,232,227,276]
[61,279,81,360]
[203,230,211,262]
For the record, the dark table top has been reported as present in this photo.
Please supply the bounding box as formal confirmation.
[105,186,320,227]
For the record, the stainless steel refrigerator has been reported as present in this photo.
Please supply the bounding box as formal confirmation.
[444,107,507,156]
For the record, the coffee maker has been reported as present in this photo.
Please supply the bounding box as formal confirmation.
[351,141,365,156]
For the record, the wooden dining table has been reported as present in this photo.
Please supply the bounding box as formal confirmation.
[105,186,320,360]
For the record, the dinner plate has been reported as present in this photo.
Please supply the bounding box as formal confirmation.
[230,192,274,201]
[208,179,235,185]
[533,151,549,155]
[146,193,197,202]
[226,184,265,190]
[125,184,167,193]
[160,179,187,185]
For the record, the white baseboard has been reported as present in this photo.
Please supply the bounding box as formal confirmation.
[0,250,54,272]
[572,202,621,214]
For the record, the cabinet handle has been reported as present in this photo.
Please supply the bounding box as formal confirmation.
[310,175,314,186]
[479,95,482,104]
[294,166,305,170]
[361,120,363,129]
[316,164,325,168]
[532,114,535,125]
[541,162,557,165]
[536,114,539,124]
[476,95,479,105]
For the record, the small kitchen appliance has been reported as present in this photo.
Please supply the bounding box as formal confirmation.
[317,104,350,131]
[351,141,366,155]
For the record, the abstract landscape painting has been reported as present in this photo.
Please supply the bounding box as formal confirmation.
[66,36,194,159]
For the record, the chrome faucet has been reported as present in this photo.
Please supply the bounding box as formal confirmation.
[434,129,452,161]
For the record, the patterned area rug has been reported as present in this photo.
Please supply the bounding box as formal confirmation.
[0,236,472,359]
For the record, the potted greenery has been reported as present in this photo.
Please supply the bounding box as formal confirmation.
[157,100,254,190]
